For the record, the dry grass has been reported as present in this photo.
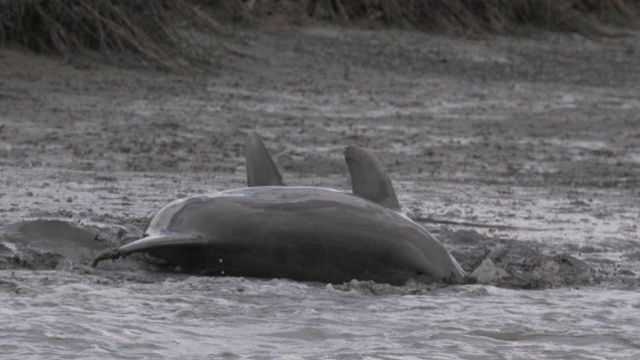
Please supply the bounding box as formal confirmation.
[1,0,638,69]
[311,0,640,35]
[0,0,226,69]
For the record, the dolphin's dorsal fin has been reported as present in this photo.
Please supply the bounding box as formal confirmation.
[245,132,285,187]
[344,145,401,211]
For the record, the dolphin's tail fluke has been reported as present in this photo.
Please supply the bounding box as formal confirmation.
[91,232,205,267]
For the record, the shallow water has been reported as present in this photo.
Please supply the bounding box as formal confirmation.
[1,269,639,359]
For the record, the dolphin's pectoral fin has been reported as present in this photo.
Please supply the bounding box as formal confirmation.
[344,145,401,211]
[91,232,207,268]
[246,132,286,187]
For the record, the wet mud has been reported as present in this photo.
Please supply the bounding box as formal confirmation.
[0,25,638,289]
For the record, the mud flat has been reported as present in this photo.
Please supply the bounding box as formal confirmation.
[1,24,639,286]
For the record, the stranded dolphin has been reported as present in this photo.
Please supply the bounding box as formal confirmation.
[92,132,466,285]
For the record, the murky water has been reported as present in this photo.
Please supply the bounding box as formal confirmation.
[1,270,639,359]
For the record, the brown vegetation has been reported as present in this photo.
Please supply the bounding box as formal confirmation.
[0,0,638,68]
[311,0,640,35]
[0,0,227,69]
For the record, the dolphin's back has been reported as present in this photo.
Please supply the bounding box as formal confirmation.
[142,186,464,285]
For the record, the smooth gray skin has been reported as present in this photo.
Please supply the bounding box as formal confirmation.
[245,132,285,187]
[247,132,397,208]
[92,186,466,284]
[345,145,401,211]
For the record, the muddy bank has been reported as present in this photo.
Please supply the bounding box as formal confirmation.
[0,25,638,288]
[0,218,601,289]
[2,27,638,183]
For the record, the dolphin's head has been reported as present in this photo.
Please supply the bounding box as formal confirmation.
[145,196,211,235]
[92,195,210,269]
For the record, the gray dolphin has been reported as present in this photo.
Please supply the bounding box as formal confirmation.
[92,133,466,285]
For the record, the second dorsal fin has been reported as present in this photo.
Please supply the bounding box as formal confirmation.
[344,145,401,211]
[245,132,285,187]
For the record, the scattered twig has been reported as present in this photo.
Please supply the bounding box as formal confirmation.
[412,216,565,232]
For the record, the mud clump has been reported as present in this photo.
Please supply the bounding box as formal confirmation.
[0,241,68,270]
[489,244,597,288]
[468,258,509,284]
[443,229,598,289]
